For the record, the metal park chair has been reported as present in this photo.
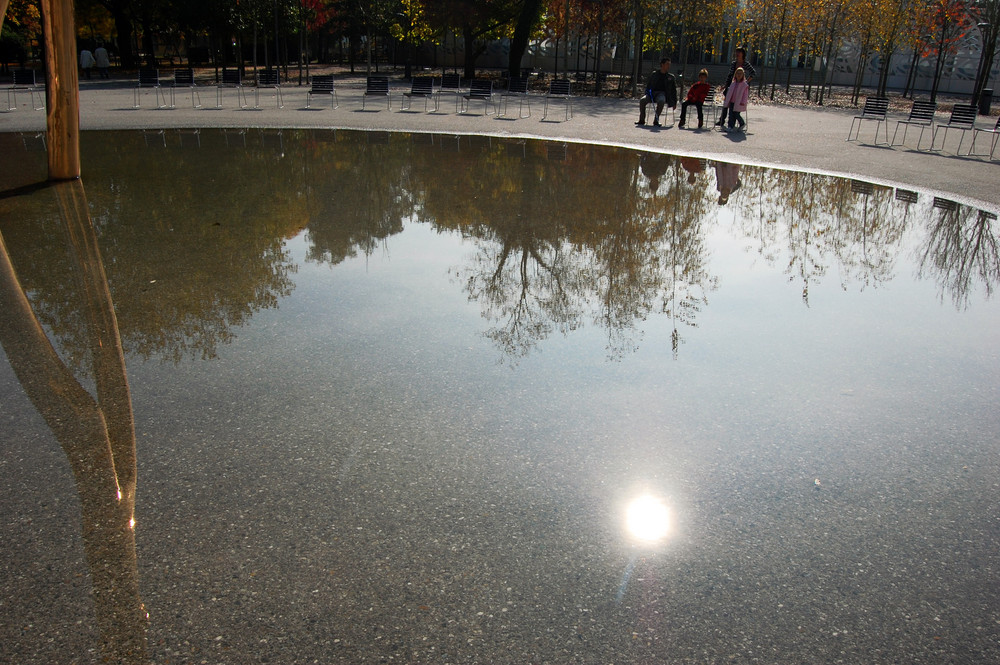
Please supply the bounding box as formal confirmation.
[890,100,937,150]
[846,96,890,145]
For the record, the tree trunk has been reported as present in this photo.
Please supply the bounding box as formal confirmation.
[509,0,544,78]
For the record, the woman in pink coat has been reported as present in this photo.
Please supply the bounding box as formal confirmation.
[722,67,749,132]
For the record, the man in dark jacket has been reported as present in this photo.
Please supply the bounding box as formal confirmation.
[636,58,677,127]
[715,48,756,128]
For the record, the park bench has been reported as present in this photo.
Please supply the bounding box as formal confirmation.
[134,69,168,109]
[461,79,495,115]
[401,76,434,111]
[305,75,338,108]
[6,69,43,111]
[498,77,530,118]
[216,69,250,109]
[846,96,889,144]
[362,76,390,110]
[171,68,201,108]
[436,73,464,112]
[968,115,1000,160]
[890,100,937,150]
[543,79,573,120]
[930,104,977,153]
[255,70,283,108]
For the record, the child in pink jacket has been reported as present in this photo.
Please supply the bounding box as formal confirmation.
[722,67,749,132]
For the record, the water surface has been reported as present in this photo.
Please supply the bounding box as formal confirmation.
[1,129,999,664]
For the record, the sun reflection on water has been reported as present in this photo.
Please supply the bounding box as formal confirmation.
[625,495,671,544]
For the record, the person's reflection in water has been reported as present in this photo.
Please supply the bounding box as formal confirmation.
[680,156,705,185]
[0,179,147,664]
[713,161,742,205]
[640,152,671,194]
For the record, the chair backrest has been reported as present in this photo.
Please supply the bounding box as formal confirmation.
[221,69,241,86]
[12,69,36,86]
[548,79,572,96]
[258,70,279,87]
[860,96,889,118]
[174,68,195,86]
[138,69,160,87]
[467,79,492,97]
[906,100,937,123]
[310,74,335,93]
[365,76,389,95]
[410,77,433,95]
[506,77,528,94]
[947,104,977,128]
[440,73,462,91]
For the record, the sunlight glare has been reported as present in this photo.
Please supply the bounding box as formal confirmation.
[625,495,671,543]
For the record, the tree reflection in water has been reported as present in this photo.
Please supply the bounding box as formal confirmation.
[2,129,998,370]
[919,203,1000,308]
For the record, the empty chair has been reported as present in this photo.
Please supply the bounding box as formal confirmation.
[461,79,495,115]
[171,68,202,108]
[305,74,338,108]
[498,77,530,118]
[968,115,1000,160]
[216,69,249,109]
[930,104,977,153]
[362,76,390,110]
[436,73,464,112]
[401,76,434,111]
[890,100,937,149]
[846,96,890,144]
[134,69,168,109]
[255,70,283,108]
[6,69,44,111]
[543,79,573,120]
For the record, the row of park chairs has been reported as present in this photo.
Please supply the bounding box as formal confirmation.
[130,70,574,119]
[134,68,283,110]
[847,96,1000,159]
[310,73,573,120]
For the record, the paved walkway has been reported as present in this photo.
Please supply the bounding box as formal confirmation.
[2,77,997,209]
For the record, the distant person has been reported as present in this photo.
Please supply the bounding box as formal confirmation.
[94,45,110,79]
[722,68,749,132]
[635,58,677,128]
[715,48,756,128]
[80,48,95,80]
[678,69,711,129]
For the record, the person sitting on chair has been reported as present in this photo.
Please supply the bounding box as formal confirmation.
[715,48,756,128]
[678,69,711,129]
[635,58,677,127]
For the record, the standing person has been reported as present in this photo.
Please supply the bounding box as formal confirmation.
[94,44,111,79]
[678,69,711,129]
[80,48,96,80]
[722,68,749,132]
[715,47,756,128]
[635,58,677,127]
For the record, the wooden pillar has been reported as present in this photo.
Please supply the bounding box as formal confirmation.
[40,0,81,180]
[0,1,11,36]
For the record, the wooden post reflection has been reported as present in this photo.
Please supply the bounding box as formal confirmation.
[0,180,146,663]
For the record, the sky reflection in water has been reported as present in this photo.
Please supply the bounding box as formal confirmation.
[1,129,999,664]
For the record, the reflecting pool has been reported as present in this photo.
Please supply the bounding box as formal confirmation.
[1,129,999,664]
